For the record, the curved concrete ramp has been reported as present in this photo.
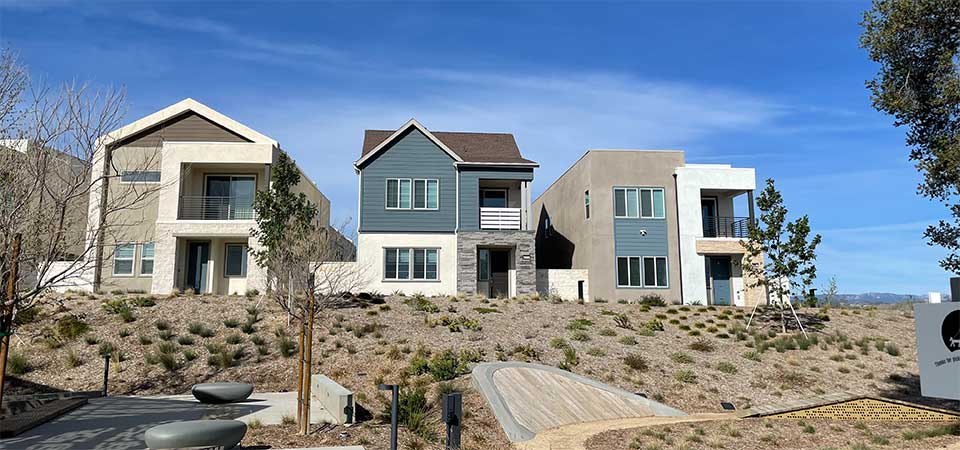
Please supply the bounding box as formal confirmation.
[472,362,685,442]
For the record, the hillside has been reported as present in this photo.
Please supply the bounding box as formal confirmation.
[5,291,955,449]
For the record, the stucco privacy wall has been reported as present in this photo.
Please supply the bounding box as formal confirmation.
[457,231,536,296]
[356,233,458,296]
[675,164,756,305]
[536,269,589,301]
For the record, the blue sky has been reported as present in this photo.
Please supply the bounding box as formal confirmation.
[0,1,950,295]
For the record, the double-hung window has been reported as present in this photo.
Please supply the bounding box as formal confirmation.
[387,178,437,210]
[614,187,665,219]
[616,256,642,287]
[384,248,438,280]
[643,256,668,287]
[139,243,155,276]
[113,244,135,276]
[225,244,248,277]
[617,256,668,288]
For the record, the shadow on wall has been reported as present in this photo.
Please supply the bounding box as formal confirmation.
[877,372,960,412]
[535,204,575,269]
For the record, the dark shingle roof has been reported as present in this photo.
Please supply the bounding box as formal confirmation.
[361,128,537,164]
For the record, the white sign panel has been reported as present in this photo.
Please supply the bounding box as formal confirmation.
[914,302,960,400]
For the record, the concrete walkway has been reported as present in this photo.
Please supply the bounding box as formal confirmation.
[513,413,736,450]
[472,362,686,442]
[2,393,338,450]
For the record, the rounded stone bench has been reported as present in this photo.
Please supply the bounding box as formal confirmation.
[144,419,246,450]
[191,382,254,404]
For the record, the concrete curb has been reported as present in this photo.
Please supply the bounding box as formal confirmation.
[471,361,686,442]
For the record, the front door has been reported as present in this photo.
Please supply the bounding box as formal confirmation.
[185,242,210,293]
[488,250,510,298]
[709,256,732,306]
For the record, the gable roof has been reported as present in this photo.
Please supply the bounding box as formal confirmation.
[357,118,537,168]
[100,98,277,148]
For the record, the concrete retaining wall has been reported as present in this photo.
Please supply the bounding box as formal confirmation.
[536,269,589,301]
[311,375,354,424]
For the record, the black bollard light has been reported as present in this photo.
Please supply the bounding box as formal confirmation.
[378,384,398,450]
[443,392,462,449]
[102,355,110,396]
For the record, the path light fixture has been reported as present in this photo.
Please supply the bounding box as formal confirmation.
[378,383,398,450]
[443,392,462,449]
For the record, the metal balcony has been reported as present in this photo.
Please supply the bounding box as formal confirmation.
[702,216,751,238]
[178,196,255,220]
[480,207,522,230]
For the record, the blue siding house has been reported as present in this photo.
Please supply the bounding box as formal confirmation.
[354,119,538,297]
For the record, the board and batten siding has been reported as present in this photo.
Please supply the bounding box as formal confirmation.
[458,168,534,232]
[359,129,457,233]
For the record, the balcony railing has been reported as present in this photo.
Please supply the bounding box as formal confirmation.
[480,207,521,230]
[178,196,255,220]
[702,216,751,238]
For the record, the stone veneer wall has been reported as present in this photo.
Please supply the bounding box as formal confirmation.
[457,231,536,295]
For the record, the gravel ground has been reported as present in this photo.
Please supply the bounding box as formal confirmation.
[585,418,960,450]
[6,292,959,450]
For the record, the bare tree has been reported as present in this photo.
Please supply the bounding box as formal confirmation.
[0,48,162,403]
[252,151,365,433]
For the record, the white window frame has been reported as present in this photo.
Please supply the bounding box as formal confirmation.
[224,243,249,278]
[119,170,162,184]
[615,187,665,219]
[616,256,642,287]
[412,178,440,210]
[138,242,155,277]
[383,247,439,281]
[113,243,136,277]
[643,256,669,288]
[640,188,666,219]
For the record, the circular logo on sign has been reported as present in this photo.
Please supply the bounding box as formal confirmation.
[943,310,960,352]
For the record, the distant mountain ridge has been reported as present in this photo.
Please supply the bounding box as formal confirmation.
[818,292,946,304]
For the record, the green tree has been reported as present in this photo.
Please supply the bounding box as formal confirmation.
[742,179,822,334]
[861,0,960,272]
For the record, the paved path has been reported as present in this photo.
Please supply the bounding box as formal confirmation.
[2,393,337,450]
[513,413,736,450]
[472,362,685,442]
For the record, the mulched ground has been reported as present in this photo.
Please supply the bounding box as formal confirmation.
[7,292,959,449]
[584,418,960,450]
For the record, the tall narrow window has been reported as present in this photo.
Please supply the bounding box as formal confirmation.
[426,180,439,209]
[616,256,642,287]
[413,249,426,279]
[113,244,135,276]
[425,249,438,279]
[640,189,653,218]
[399,180,411,209]
[139,243,155,276]
[385,248,398,279]
[386,179,399,208]
[225,244,248,277]
[413,180,427,209]
[614,188,628,217]
[584,190,591,219]
[626,189,639,218]
[652,189,665,218]
[397,248,411,279]
[478,249,490,281]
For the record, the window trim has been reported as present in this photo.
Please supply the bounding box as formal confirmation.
[480,188,509,208]
[614,187,666,219]
[385,178,439,210]
[112,243,136,277]
[383,247,440,281]
[615,255,669,288]
[138,242,155,277]
[223,243,249,278]
[119,170,162,184]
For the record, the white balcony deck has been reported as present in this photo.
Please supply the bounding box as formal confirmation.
[480,207,522,230]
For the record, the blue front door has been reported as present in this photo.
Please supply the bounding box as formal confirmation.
[709,256,732,306]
